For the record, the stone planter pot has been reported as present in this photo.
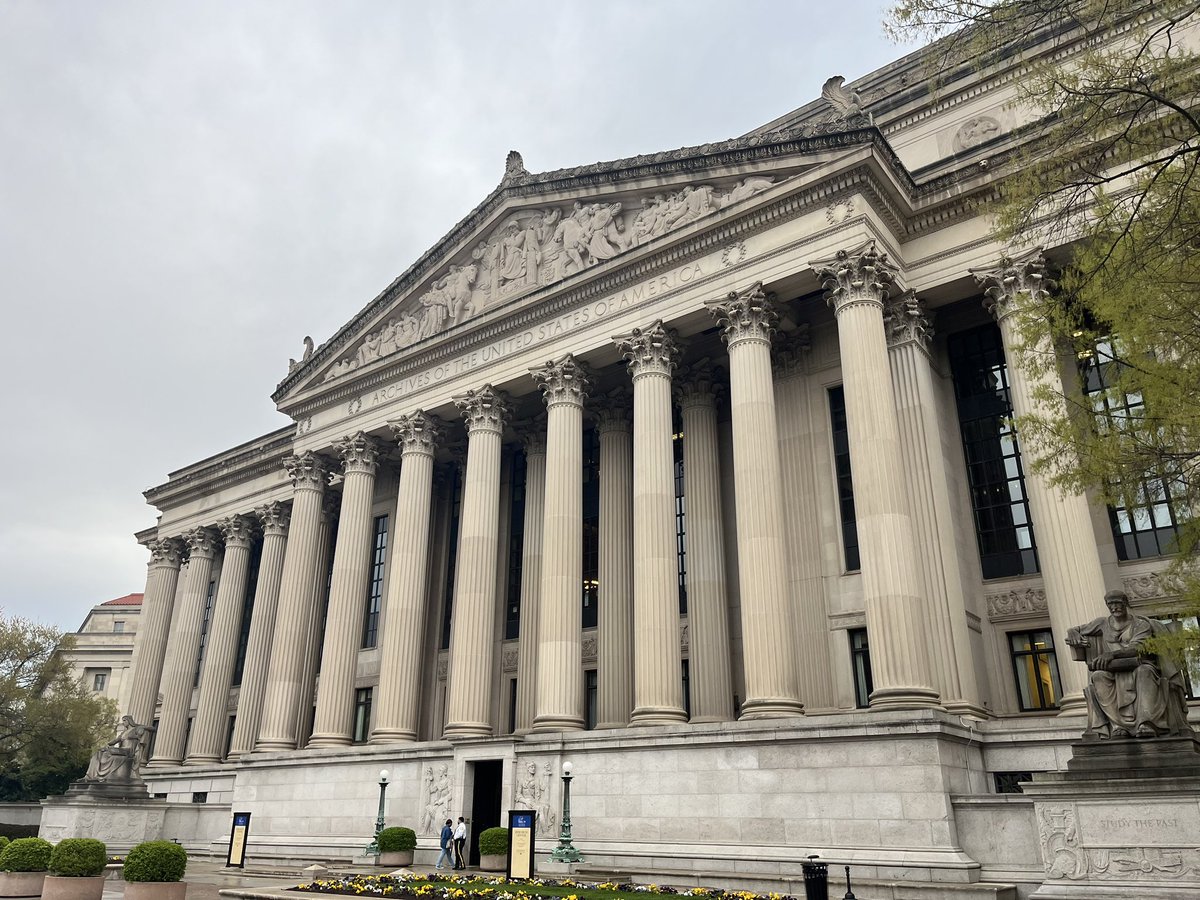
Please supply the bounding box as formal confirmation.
[377,851,413,868]
[41,876,104,900]
[479,854,505,873]
[123,883,187,900]
[0,872,46,898]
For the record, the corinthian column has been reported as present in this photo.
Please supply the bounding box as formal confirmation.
[814,242,939,709]
[595,393,633,729]
[295,492,337,744]
[514,421,546,734]
[227,502,289,757]
[705,287,803,717]
[974,250,1106,711]
[125,538,184,727]
[372,412,441,742]
[614,321,687,725]
[309,432,382,748]
[256,452,330,751]
[675,362,734,722]
[186,514,256,764]
[531,355,590,731]
[150,527,220,766]
[884,295,982,713]
[444,386,510,739]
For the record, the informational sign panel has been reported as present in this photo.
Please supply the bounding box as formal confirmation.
[226,811,251,868]
[507,809,536,880]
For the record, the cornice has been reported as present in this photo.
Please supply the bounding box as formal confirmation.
[143,427,294,511]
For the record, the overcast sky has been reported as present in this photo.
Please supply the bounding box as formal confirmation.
[0,1,912,631]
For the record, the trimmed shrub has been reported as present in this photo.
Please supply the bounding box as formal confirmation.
[0,838,8,856]
[478,827,508,856]
[376,827,416,853]
[122,842,187,883]
[49,839,108,877]
[0,837,53,873]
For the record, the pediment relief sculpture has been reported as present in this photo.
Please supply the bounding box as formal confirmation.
[321,175,779,382]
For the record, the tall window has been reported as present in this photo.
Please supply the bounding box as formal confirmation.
[673,427,688,614]
[92,671,108,692]
[193,579,217,687]
[849,628,873,708]
[441,466,463,650]
[113,620,125,633]
[682,659,691,719]
[584,670,598,730]
[315,521,337,670]
[224,715,236,759]
[362,515,389,648]
[828,386,860,571]
[948,324,1039,579]
[1008,629,1062,711]
[583,427,601,628]
[353,687,374,742]
[507,678,519,734]
[505,451,527,640]
[1081,338,1185,559]
[232,540,262,687]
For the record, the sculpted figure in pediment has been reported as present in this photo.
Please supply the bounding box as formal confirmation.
[585,202,628,262]
[721,175,774,207]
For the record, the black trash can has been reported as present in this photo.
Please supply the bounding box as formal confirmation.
[801,855,828,900]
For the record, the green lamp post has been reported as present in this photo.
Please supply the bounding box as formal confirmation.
[550,760,583,863]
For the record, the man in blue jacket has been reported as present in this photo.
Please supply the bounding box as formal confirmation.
[435,819,453,869]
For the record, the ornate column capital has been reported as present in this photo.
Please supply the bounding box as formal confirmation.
[971,248,1053,322]
[183,527,220,560]
[705,282,778,347]
[389,411,442,458]
[885,292,934,352]
[218,514,256,549]
[613,320,682,380]
[814,239,898,315]
[145,537,184,569]
[284,451,331,492]
[675,359,724,409]
[515,413,548,456]
[593,389,632,434]
[454,385,511,435]
[771,325,812,379]
[255,501,291,536]
[531,354,590,409]
[336,431,381,475]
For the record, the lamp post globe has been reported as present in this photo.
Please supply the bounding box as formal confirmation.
[549,759,583,863]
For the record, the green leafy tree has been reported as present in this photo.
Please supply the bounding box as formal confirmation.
[885,2,1200,643]
[0,612,116,801]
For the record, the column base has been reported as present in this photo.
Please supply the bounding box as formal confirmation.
[868,686,942,710]
[145,756,181,768]
[532,714,585,732]
[738,698,804,719]
[629,706,688,726]
[942,700,991,719]
[689,714,734,724]
[306,733,352,749]
[443,722,494,740]
[369,729,416,744]
[595,721,629,730]
[253,738,296,752]
[182,754,222,766]
[1056,692,1088,715]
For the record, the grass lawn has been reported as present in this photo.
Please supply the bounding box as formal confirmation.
[296,873,794,900]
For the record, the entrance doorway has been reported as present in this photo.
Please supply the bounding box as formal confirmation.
[468,759,503,866]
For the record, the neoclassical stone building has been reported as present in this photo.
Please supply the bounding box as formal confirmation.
[111,11,1197,899]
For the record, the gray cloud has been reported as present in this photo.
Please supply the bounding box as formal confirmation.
[0,0,906,629]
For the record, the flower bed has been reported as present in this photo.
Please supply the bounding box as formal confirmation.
[296,873,792,900]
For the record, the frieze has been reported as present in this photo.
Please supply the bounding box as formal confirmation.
[1122,571,1174,603]
[502,648,519,672]
[322,179,775,382]
[985,586,1048,621]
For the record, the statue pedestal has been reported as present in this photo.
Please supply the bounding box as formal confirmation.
[1024,738,1200,897]
[39,793,168,850]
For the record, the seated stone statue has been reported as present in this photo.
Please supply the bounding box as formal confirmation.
[1066,590,1193,740]
[84,716,152,783]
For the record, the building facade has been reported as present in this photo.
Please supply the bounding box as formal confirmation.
[63,593,141,713]
[108,13,1198,898]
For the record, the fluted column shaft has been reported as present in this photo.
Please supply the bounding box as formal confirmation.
[615,322,687,725]
[150,528,220,766]
[706,288,803,717]
[596,398,633,729]
[532,355,589,731]
[514,428,547,733]
[186,515,256,764]
[444,386,510,738]
[677,367,734,722]
[256,452,329,751]
[295,492,337,744]
[309,433,382,747]
[373,413,440,742]
[124,538,184,728]
[227,503,289,757]
[886,298,982,713]
[818,244,940,709]
[976,252,1106,710]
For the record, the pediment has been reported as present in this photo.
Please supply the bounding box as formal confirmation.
[275,128,895,405]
